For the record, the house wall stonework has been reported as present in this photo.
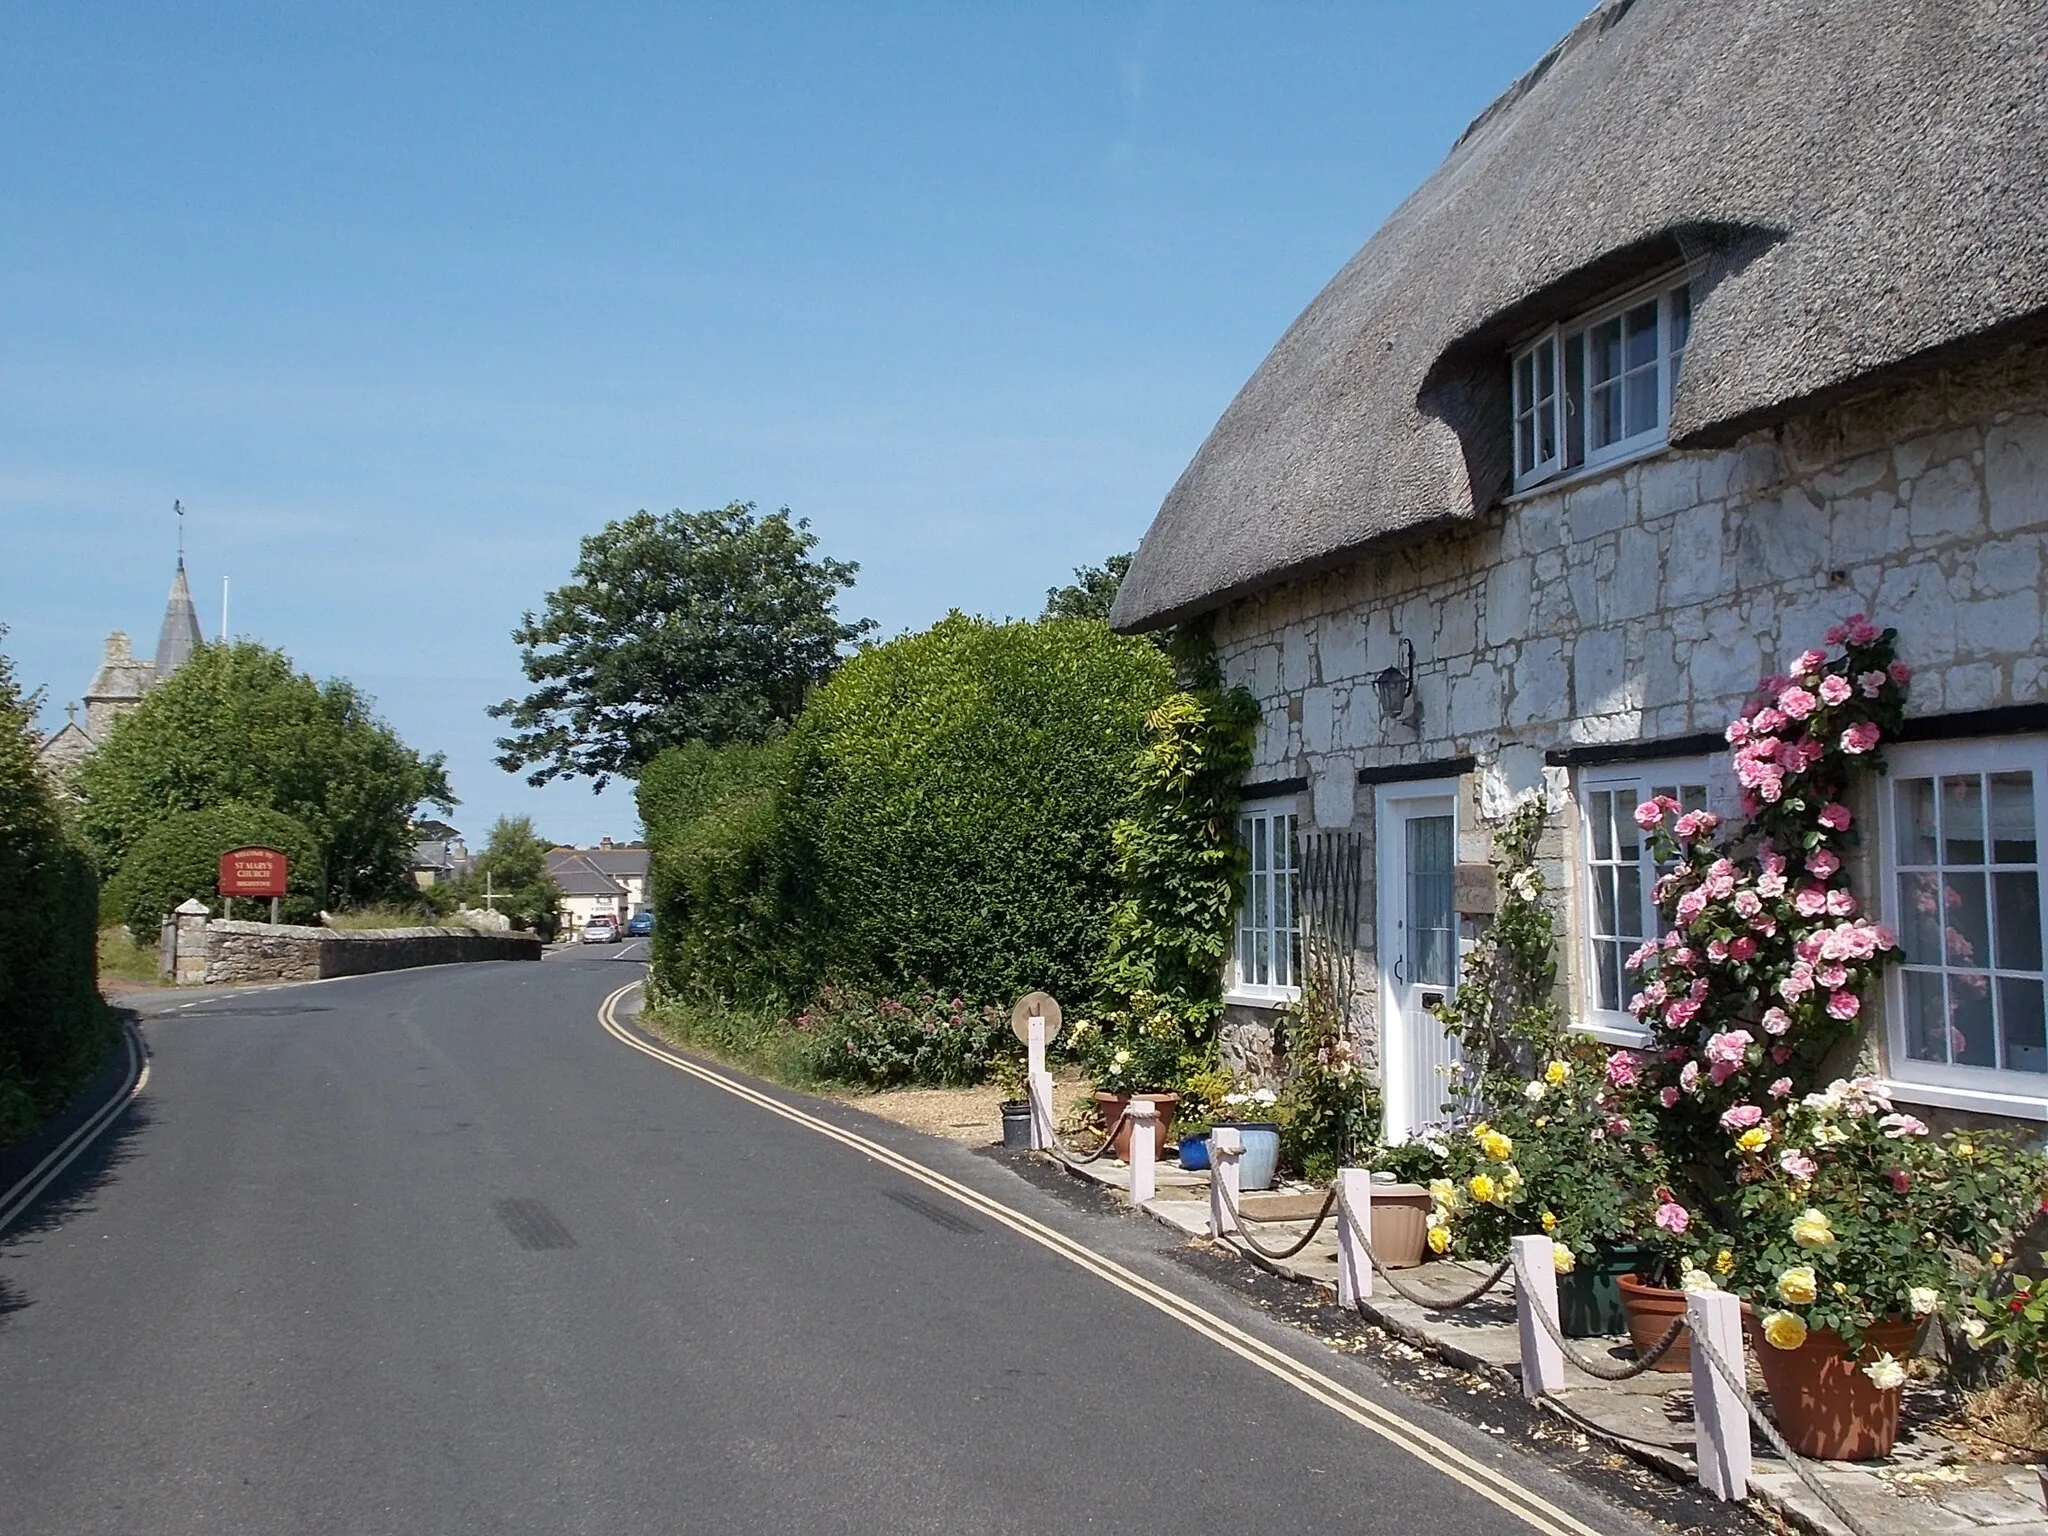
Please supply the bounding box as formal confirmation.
[1212,342,2048,1063]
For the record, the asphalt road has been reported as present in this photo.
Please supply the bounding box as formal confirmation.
[0,951,1659,1534]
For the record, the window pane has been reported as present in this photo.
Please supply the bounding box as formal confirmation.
[1627,367,1660,436]
[1589,791,1614,861]
[1995,871,2044,972]
[1669,284,1692,356]
[1617,865,1644,940]
[1253,815,1269,874]
[1897,778,1938,865]
[1536,337,1555,400]
[1591,380,1622,449]
[1991,773,2037,863]
[1408,814,1454,990]
[1593,868,1619,939]
[1905,970,1949,1062]
[1516,350,1532,410]
[1589,940,1616,1011]
[1943,776,1987,865]
[1616,796,1641,862]
[1591,316,1623,385]
[1899,871,1943,962]
[1945,872,1992,970]
[1519,413,1536,474]
[1951,972,1997,1066]
[1625,301,1659,369]
[1563,331,1586,469]
[2001,977,2048,1074]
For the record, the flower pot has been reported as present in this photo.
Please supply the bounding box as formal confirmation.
[1214,1120,1281,1191]
[1177,1132,1211,1171]
[999,1099,1031,1152]
[1362,1183,1432,1269]
[1745,1316,1920,1462]
[1093,1091,1178,1162]
[1558,1243,1652,1338]
[1618,1274,1693,1374]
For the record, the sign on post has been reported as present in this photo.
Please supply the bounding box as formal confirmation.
[219,846,288,924]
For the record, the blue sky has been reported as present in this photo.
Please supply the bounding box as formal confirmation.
[2,1,1589,845]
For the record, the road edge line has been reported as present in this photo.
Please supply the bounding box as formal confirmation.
[598,982,1605,1536]
[0,1014,146,1237]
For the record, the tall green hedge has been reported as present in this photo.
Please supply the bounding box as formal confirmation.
[0,646,109,1144]
[639,615,1176,1012]
[787,613,1175,1004]
[108,802,325,936]
[637,738,805,1007]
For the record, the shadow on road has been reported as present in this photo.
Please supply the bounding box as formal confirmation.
[0,1099,155,1330]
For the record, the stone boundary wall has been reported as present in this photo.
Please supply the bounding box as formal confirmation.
[196,920,542,985]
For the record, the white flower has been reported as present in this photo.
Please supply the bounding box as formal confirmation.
[1523,1079,1547,1102]
[1908,1287,1940,1318]
[1511,868,1543,902]
[1960,1315,1988,1345]
[1861,1353,1907,1391]
[1680,1266,1721,1293]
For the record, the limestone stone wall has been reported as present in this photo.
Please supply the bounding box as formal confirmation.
[1213,342,2048,1058]
[194,921,542,984]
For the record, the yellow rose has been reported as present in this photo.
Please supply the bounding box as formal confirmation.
[1552,1242,1575,1274]
[1761,1310,1809,1351]
[1428,1178,1456,1206]
[1991,1251,2008,1268]
[1544,1059,1569,1087]
[1476,1129,1514,1162]
[1736,1124,1771,1153]
[1427,1224,1451,1254]
[1468,1172,1497,1205]
[1956,1141,1977,1159]
[1498,1166,1523,1197]
[1790,1208,1836,1249]
[1715,1248,1735,1276]
[1776,1265,1819,1305]
[1540,1210,1557,1233]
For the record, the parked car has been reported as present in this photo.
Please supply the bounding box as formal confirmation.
[625,910,653,937]
[580,916,620,944]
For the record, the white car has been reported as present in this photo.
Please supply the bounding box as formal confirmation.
[580,916,620,944]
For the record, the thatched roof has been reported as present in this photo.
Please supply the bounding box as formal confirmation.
[1112,0,2048,632]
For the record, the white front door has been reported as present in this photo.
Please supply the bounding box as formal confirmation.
[1376,783,1463,1143]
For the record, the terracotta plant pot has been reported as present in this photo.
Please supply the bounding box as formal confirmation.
[1093,1091,1178,1162]
[1361,1183,1433,1269]
[1618,1273,1693,1373]
[1745,1316,1920,1462]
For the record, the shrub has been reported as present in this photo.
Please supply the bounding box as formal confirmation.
[798,983,1012,1089]
[638,738,808,1007]
[0,641,110,1145]
[108,802,324,936]
[788,613,1174,1005]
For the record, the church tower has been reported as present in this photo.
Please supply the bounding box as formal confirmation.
[154,556,205,677]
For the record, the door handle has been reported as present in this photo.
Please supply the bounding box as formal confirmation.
[1393,954,1406,987]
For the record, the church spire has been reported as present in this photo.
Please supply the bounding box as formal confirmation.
[155,502,204,677]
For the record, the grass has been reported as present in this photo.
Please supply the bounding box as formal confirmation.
[639,994,825,1088]
[320,903,444,931]
[97,924,164,986]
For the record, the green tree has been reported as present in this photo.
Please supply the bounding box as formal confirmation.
[490,503,873,789]
[447,816,561,935]
[73,641,454,908]
[109,803,325,934]
[1041,553,1132,623]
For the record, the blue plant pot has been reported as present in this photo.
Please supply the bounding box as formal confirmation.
[1218,1121,1281,1191]
[1177,1132,1211,1171]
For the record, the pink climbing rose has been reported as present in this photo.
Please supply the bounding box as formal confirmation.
[1818,802,1853,831]
[1841,721,1881,754]
[1655,1201,1690,1235]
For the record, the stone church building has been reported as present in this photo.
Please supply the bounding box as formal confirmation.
[36,557,207,781]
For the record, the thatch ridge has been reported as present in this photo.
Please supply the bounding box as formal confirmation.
[1112,0,2048,632]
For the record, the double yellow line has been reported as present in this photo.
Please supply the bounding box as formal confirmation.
[599,983,1603,1536]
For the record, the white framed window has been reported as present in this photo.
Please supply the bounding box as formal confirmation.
[1880,739,2048,1106]
[1511,274,1693,492]
[1231,797,1300,1003]
[1574,758,1723,1042]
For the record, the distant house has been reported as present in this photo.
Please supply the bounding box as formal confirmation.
[410,822,469,888]
[1111,0,2048,1136]
[547,840,649,934]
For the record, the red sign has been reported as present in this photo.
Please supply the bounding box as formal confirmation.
[219,846,288,898]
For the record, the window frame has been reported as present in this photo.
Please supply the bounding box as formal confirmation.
[1228,795,1302,1006]
[1571,755,1728,1045]
[1511,271,1692,494]
[1878,736,2048,1108]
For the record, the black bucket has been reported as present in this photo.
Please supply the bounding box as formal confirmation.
[1000,1099,1032,1151]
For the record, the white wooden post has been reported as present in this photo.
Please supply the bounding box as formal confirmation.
[1208,1126,1242,1237]
[1512,1234,1566,1400]
[1026,1016,1054,1151]
[1127,1100,1157,1204]
[1688,1288,1750,1501]
[1335,1167,1373,1305]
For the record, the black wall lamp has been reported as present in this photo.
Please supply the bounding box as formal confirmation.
[1372,638,1417,725]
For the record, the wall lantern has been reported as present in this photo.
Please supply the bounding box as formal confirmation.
[1372,638,1417,724]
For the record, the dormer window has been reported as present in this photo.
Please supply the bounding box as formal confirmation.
[1511,274,1692,492]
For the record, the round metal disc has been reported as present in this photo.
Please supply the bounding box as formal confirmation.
[1010,991,1063,1043]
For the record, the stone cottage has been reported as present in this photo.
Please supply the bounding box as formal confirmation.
[1110,0,2048,1137]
